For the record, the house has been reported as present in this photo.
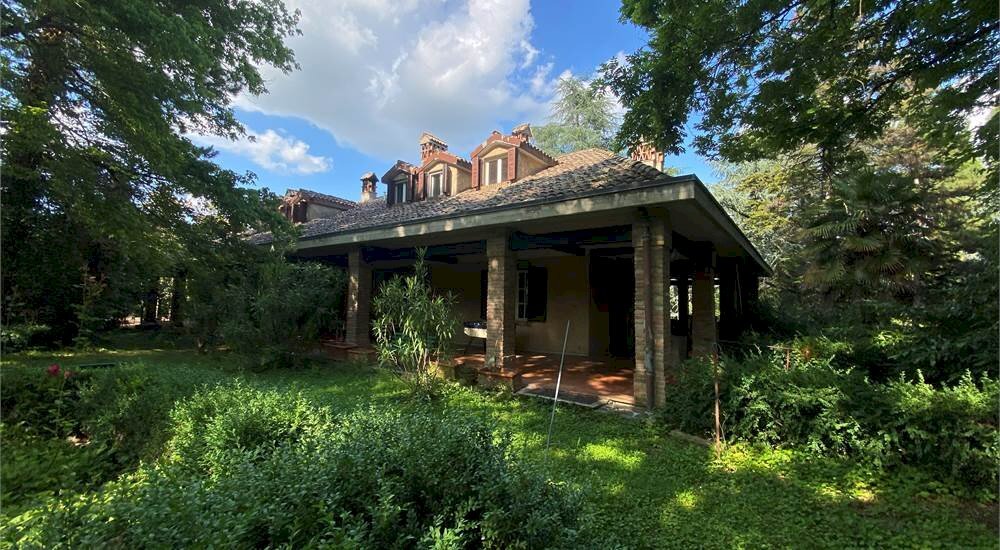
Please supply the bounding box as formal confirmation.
[254,126,768,409]
[278,188,357,223]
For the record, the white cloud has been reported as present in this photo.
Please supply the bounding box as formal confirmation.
[193,128,332,175]
[234,0,559,164]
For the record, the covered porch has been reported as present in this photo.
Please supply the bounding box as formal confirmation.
[293,179,767,409]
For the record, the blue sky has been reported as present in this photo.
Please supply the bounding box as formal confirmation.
[195,0,715,202]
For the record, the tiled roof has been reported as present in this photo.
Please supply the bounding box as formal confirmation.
[287,188,357,210]
[252,149,677,245]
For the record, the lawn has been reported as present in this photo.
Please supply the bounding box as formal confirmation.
[2,343,996,548]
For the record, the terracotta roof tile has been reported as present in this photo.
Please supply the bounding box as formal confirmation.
[252,148,677,244]
[288,188,357,209]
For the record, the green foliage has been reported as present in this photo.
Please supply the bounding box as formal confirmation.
[605,0,996,164]
[533,76,619,155]
[0,425,113,514]
[2,345,996,547]
[11,402,583,549]
[0,323,51,353]
[165,382,332,475]
[1,0,300,343]
[74,363,228,466]
[190,259,346,366]
[372,251,458,397]
[662,346,999,495]
[0,364,88,439]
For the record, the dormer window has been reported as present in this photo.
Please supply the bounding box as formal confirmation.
[394,181,406,203]
[429,172,443,198]
[483,157,507,185]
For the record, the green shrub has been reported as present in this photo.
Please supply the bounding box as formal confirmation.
[9,406,583,548]
[0,424,116,514]
[165,382,332,475]
[216,261,346,367]
[74,363,228,466]
[662,345,999,495]
[876,372,999,492]
[0,364,88,439]
[1,323,51,352]
[372,250,458,398]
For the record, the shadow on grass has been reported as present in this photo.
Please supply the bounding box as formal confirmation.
[438,388,997,548]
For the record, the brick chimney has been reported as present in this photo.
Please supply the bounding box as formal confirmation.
[419,132,448,162]
[630,141,665,171]
[360,172,378,204]
[511,123,532,144]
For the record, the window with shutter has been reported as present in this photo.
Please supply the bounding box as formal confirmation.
[484,157,506,185]
[526,267,547,321]
[429,172,442,198]
[515,267,547,322]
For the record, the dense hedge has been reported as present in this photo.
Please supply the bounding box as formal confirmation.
[5,383,583,548]
[663,344,999,496]
[0,362,227,511]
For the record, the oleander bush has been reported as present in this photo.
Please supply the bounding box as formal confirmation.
[372,250,458,399]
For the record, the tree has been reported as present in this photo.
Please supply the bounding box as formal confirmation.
[533,76,619,154]
[1,0,300,342]
[603,0,997,170]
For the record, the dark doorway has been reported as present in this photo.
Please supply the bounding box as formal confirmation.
[590,252,635,358]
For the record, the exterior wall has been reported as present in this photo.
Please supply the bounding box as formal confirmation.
[515,255,590,356]
[306,202,347,221]
[588,268,611,356]
[482,146,509,161]
[516,151,548,180]
[452,166,471,193]
[429,263,482,344]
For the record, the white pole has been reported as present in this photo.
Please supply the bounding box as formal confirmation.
[545,320,571,453]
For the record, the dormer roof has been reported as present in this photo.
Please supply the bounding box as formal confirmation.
[471,130,556,166]
[284,188,357,210]
[380,160,417,182]
[421,150,472,171]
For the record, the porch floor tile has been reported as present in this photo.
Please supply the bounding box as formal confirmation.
[453,353,635,405]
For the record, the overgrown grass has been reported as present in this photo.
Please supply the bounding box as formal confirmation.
[2,346,996,548]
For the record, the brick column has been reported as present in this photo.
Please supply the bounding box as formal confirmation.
[486,233,516,370]
[691,263,717,358]
[633,213,672,408]
[346,249,371,346]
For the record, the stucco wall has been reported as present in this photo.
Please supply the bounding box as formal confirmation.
[481,146,509,161]
[516,151,548,180]
[515,255,590,356]
[429,255,591,356]
[306,203,347,220]
[452,166,471,193]
[429,263,483,344]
